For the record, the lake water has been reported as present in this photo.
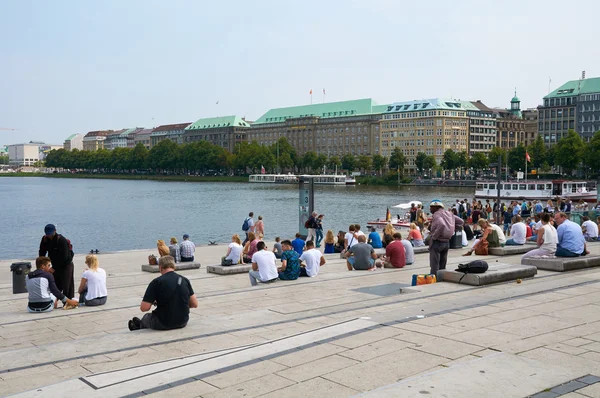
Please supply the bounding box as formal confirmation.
[0,177,470,260]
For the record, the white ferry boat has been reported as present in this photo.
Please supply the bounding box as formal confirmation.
[475,180,597,202]
[249,174,356,185]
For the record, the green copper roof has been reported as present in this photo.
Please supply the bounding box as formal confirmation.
[119,128,137,138]
[185,115,250,130]
[65,134,78,140]
[511,95,520,102]
[254,98,381,124]
[545,77,600,99]
[385,98,468,113]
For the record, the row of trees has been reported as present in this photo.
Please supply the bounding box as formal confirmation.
[42,130,600,177]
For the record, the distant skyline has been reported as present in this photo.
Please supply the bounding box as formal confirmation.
[1,0,598,146]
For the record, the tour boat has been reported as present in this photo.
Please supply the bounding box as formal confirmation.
[249,174,356,185]
[474,180,597,202]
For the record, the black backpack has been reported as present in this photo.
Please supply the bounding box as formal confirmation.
[455,260,488,283]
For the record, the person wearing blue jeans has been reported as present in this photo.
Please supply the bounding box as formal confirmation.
[315,215,324,248]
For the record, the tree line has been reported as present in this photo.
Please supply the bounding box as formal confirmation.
[42,130,600,177]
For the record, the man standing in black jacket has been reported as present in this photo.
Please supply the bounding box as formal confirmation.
[39,224,75,300]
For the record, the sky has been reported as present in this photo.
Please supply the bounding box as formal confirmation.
[1,0,598,146]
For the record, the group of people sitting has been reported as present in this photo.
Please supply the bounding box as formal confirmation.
[26,254,107,313]
[157,234,196,263]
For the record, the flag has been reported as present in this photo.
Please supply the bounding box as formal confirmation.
[526,152,531,163]
[323,88,326,94]
[386,207,391,222]
[261,165,265,174]
[309,89,312,95]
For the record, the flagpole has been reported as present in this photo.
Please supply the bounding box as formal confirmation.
[525,156,527,182]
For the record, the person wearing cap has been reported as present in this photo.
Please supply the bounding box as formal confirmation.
[180,234,195,262]
[39,224,75,299]
[428,199,464,276]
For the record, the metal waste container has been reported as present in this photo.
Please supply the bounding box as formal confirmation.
[10,262,31,294]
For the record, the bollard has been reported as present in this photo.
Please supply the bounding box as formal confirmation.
[10,262,32,294]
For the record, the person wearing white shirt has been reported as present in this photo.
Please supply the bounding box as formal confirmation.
[299,241,326,277]
[344,225,358,251]
[523,213,558,259]
[77,255,107,306]
[506,216,527,245]
[222,234,244,266]
[582,216,599,241]
[249,242,278,286]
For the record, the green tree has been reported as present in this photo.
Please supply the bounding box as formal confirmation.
[388,148,405,172]
[488,147,507,165]
[507,144,527,174]
[457,151,468,168]
[415,152,427,172]
[423,155,437,171]
[271,137,297,172]
[441,149,458,171]
[129,143,148,170]
[327,155,341,172]
[584,131,600,174]
[357,155,372,174]
[468,152,489,173]
[555,130,584,175]
[0,155,8,165]
[301,151,318,173]
[341,154,356,172]
[372,154,387,175]
[527,135,547,169]
[315,154,328,173]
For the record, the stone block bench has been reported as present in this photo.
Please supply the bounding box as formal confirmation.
[439,263,537,286]
[489,245,536,256]
[207,263,252,275]
[141,262,201,273]
[521,255,600,272]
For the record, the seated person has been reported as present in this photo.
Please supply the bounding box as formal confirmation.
[249,241,279,286]
[157,239,170,257]
[291,233,305,255]
[367,226,383,248]
[463,223,474,241]
[279,240,301,280]
[222,234,243,265]
[401,235,415,265]
[554,212,588,257]
[377,232,406,268]
[299,240,326,277]
[168,237,181,263]
[463,219,502,256]
[323,230,335,254]
[407,223,425,247]
[26,256,78,313]
[242,232,258,263]
[582,216,599,241]
[344,235,377,271]
[506,215,527,245]
[523,213,557,259]
[530,214,542,241]
[77,254,107,306]
[272,236,283,259]
[128,256,198,331]
[333,231,346,253]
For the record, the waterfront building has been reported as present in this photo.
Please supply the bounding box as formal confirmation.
[184,115,251,153]
[126,128,145,148]
[465,100,497,156]
[7,142,62,166]
[150,123,191,148]
[63,133,83,151]
[489,92,527,150]
[104,129,126,150]
[538,76,600,144]
[82,131,111,151]
[133,128,152,149]
[522,108,539,147]
[379,99,469,172]
[250,99,386,157]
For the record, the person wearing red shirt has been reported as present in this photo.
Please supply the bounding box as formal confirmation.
[378,232,406,268]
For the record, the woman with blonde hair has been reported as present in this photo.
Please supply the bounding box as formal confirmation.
[157,239,170,257]
[408,223,425,247]
[383,223,395,248]
[463,218,505,256]
[324,230,335,254]
[255,216,265,239]
[77,255,107,306]
[222,234,243,266]
[169,237,181,263]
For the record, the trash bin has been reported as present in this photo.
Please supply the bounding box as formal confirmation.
[10,262,31,294]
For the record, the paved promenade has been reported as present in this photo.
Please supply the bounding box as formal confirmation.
[2,242,600,397]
